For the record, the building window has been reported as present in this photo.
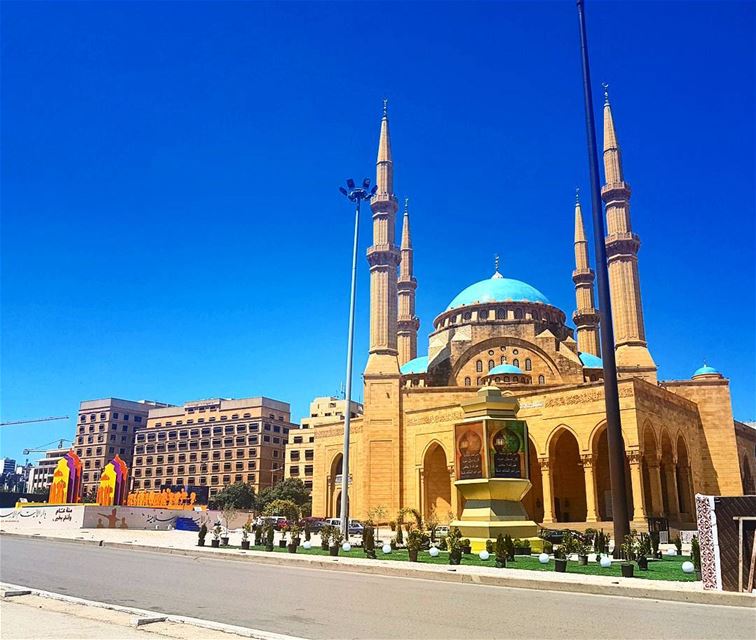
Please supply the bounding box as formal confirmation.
[488,360,494,371]
[514,309,523,320]
[476,360,483,372]
[525,358,532,371]
[513,359,519,368]
[496,308,506,319]
[538,375,545,384]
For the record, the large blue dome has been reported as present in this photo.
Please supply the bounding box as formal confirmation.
[446,275,550,311]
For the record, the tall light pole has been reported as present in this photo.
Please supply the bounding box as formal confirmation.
[576,0,631,550]
[337,178,377,538]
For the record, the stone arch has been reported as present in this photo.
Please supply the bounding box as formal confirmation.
[641,423,659,516]
[422,442,452,521]
[659,428,675,516]
[549,427,587,522]
[545,423,584,454]
[676,435,695,516]
[328,453,343,518]
[523,436,544,522]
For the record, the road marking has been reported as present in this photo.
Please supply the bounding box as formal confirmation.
[0,582,309,640]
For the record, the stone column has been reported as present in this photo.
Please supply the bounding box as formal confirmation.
[664,460,680,519]
[647,457,664,517]
[539,457,555,523]
[448,465,458,520]
[581,454,598,522]
[627,451,647,522]
[416,467,424,519]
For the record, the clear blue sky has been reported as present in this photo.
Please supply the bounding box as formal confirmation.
[2,1,754,463]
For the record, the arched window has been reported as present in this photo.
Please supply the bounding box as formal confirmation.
[464,377,471,386]
[538,375,545,385]
[496,308,506,319]
[476,377,481,385]
[463,311,472,321]
[495,377,500,383]
[525,358,532,371]
[488,360,495,371]
[504,376,510,382]
[476,360,483,372]
[479,309,488,320]
[500,356,507,365]
[514,308,523,320]
[513,358,520,368]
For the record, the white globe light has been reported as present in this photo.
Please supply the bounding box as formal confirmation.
[600,556,612,568]
[382,544,392,554]
[342,542,351,552]
[479,550,490,561]
[302,541,311,550]
[681,561,695,574]
[429,546,440,557]
[666,548,677,556]
[538,553,550,564]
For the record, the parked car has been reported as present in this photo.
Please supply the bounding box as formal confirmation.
[324,518,364,534]
[300,517,326,532]
[259,516,289,530]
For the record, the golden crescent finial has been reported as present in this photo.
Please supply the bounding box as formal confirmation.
[602,82,609,105]
[495,254,500,272]
[576,186,580,204]
[404,197,409,213]
[383,98,388,117]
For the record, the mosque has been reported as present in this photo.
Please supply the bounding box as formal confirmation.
[309,95,747,532]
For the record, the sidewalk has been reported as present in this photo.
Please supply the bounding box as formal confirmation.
[2,528,754,608]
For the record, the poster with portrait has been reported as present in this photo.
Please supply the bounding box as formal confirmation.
[487,419,528,479]
[455,421,487,480]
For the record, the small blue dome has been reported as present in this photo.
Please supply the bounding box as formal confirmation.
[487,363,523,376]
[400,355,428,375]
[446,275,550,311]
[693,364,720,377]
[579,352,603,369]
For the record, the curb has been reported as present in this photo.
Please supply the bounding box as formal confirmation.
[2,531,753,608]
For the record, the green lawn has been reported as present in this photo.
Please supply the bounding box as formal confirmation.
[222,542,696,582]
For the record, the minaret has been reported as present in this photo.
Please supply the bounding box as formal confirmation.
[397,198,419,366]
[601,86,657,381]
[572,190,600,357]
[365,99,401,375]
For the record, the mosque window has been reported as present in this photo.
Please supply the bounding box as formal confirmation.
[496,308,506,319]
[538,375,545,384]
[479,309,488,320]
[525,358,532,371]
[476,377,481,385]
[504,376,510,382]
[501,356,507,365]
[476,360,483,372]
[515,309,523,320]
[463,311,472,321]
[464,377,471,386]
[495,378,500,383]
[488,360,495,371]
[513,359,520,368]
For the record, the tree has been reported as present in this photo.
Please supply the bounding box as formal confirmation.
[257,478,311,516]
[209,482,256,511]
[262,499,300,523]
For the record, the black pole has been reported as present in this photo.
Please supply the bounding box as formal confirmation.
[576,0,631,552]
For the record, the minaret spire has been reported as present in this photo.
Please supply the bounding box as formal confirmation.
[572,190,600,358]
[397,197,419,366]
[365,101,401,375]
[601,88,656,381]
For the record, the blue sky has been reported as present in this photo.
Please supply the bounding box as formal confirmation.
[2,1,754,463]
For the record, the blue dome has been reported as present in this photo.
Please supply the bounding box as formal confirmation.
[579,352,603,369]
[446,275,550,311]
[693,364,720,377]
[487,364,523,376]
[400,355,428,375]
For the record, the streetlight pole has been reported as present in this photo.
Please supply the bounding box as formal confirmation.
[338,178,377,538]
[576,0,631,551]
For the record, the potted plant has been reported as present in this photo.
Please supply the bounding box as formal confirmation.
[446,528,463,565]
[636,533,651,570]
[460,538,472,555]
[438,536,448,551]
[593,529,608,561]
[304,520,311,542]
[253,523,262,547]
[650,530,661,559]
[485,539,494,555]
[620,533,637,578]
[211,523,222,548]
[287,524,300,553]
[513,538,529,556]
[363,521,377,559]
[264,521,275,552]
[674,534,682,556]
[577,540,590,566]
[503,534,516,562]
[520,539,532,556]
[691,535,701,580]
[407,528,423,562]
[320,524,332,551]
[221,506,236,546]
[241,521,252,550]
[198,523,208,547]
[494,533,507,568]
[278,523,289,548]
[554,544,567,572]
[330,530,343,557]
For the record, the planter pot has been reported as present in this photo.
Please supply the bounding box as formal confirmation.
[329,546,339,557]
[287,544,297,553]
[241,540,250,550]
[265,545,274,552]
[554,558,567,573]
[320,543,329,551]
[198,540,205,547]
[449,550,462,565]
[278,540,287,549]
[637,556,648,570]
[408,548,419,562]
[495,557,507,569]
[578,554,589,566]
[621,563,635,578]
[211,539,220,548]
[515,547,530,556]
[221,537,229,546]
[461,545,472,555]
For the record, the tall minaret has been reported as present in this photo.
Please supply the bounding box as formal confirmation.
[572,190,600,357]
[397,198,419,366]
[601,86,656,381]
[365,100,401,376]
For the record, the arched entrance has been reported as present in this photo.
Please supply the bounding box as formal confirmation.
[423,443,452,521]
[549,429,587,522]
[641,425,659,516]
[592,426,634,521]
[523,438,544,522]
[660,429,675,517]
[676,436,694,517]
[328,454,343,518]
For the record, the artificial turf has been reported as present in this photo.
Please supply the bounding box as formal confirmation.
[221,542,696,582]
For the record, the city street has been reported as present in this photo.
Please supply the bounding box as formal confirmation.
[1,536,753,639]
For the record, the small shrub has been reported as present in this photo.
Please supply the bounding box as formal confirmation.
[485,539,494,554]
[691,535,701,571]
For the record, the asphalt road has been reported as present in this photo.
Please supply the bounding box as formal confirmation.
[1,537,753,640]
